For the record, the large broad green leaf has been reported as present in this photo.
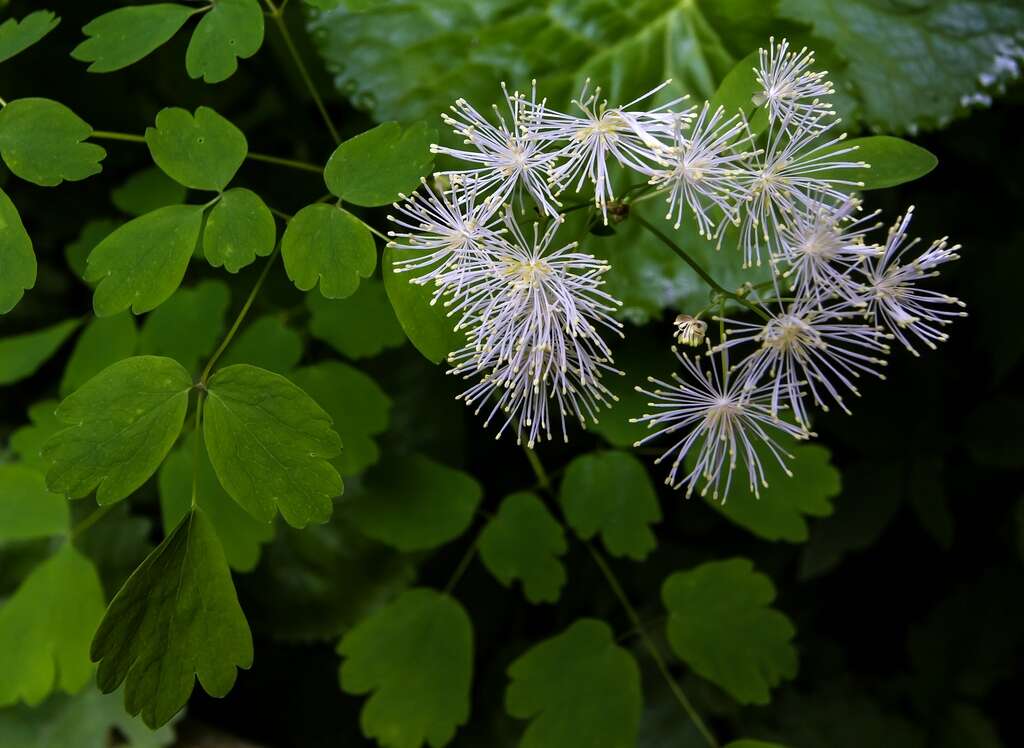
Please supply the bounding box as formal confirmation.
[71,4,197,73]
[137,279,230,375]
[779,0,1024,132]
[559,450,661,561]
[9,400,62,471]
[91,508,253,729]
[820,136,938,191]
[338,588,473,748]
[0,319,80,387]
[662,558,797,705]
[344,453,482,552]
[289,361,392,477]
[111,166,188,217]
[43,356,193,505]
[0,187,36,314]
[479,492,567,604]
[506,618,642,748]
[185,0,264,84]
[203,364,343,528]
[219,315,303,374]
[145,107,248,192]
[85,205,205,317]
[382,246,464,364]
[0,98,105,187]
[60,313,138,397]
[0,10,60,64]
[307,278,406,359]
[159,436,274,573]
[202,188,276,273]
[0,464,69,543]
[281,203,376,299]
[324,121,436,207]
[0,544,105,707]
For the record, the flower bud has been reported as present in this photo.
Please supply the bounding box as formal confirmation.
[674,315,707,347]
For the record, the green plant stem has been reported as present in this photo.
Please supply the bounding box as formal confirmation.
[443,534,480,595]
[263,0,340,144]
[199,246,281,384]
[70,503,116,541]
[632,214,770,321]
[587,545,720,748]
[522,446,550,491]
[191,390,206,510]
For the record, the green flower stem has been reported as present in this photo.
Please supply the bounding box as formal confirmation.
[522,447,719,748]
[69,502,117,541]
[90,130,323,174]
[632,214,771,322]
[262,0,340,144]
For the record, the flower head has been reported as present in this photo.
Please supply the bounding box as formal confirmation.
[754,37,835,129]
[674,315,707,347]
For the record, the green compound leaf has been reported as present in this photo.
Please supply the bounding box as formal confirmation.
[559,450,661,561]
[382,246,463,364]
[219,315,303,374]
[307,278,406,360]
[111,166,188,217]
[145,106,248,192]
[202,188,276,273]
[0,544,106,707]
[345,453,482,552]
[289,361,392,478]
[707,443,840,543]
[479,492,567,604]
[85,205,205,317]
[324,121,436,207]
[662,558,797,705]
[60,313,138,397]
[832,136,938,191]
[0,10,60,64]
[138,280,230,375]
[72,4,197,74]
[0,98,105,187]
[9,400,62,471]
[506,618,642,748]
[0,464,69,543]
[282,203,376,299]
[159,436,274,573]
[338,588,473,748]
[203,364,343,528]
[43,356,192,505]
[91,508,253,729]
[186,0,264,84]
[0,187,36,314]
[0,318,80,387]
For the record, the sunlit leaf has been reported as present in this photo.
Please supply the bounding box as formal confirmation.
[324,121,436,207]
[202,187,276,273]
[72,4,197,73]
[138,279,230,375]
[0,464,69,543]
[9,400,62,471]
[0,187,36,314]
[307,278,406,359]
[0,318,80,387]
[820,136,938,190]
[0,10,60,64]
[185,0,264,84]
[281,203,376,299]
[145,106,247,192]
[0,98,105,186]
[60,313,138,397]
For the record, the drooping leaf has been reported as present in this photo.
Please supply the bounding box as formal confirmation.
[559,450,661,561]
[0,98,105,186]
[338,588,473,748]
[219,315,303,374]
[91,508,253,729]
[203,363,343,527]
[506,618,642,748]
[60,313,138,397]
[662,558,797,705]
[0,544,105,707]
[479,492,567,604]
[65,218,117,285]
[307,278,406,359]
[138,279,230,375]
[820,136,938,190]
[0,318,80,387]
[111,166,187,217]
[85,205,205,316]
[324,121,436,207]
[0,187,36,313]
[289,361,392,477]
[71,4,197,73]
[159,436,274,573]
[74,504,156,597]
[281,203,376,299]
[382,245,463,364]
[185,0,264,84]
[145,106,247,192]
[43,356,193,505]
[0,464,69,543]
[344,453,482,552]
[0,10,60,64]
[9,400,62,471]
[202,187,276,273]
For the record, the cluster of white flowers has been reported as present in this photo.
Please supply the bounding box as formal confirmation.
[388,38,966,494]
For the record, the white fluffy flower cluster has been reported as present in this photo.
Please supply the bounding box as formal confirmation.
[388,38,966,492]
